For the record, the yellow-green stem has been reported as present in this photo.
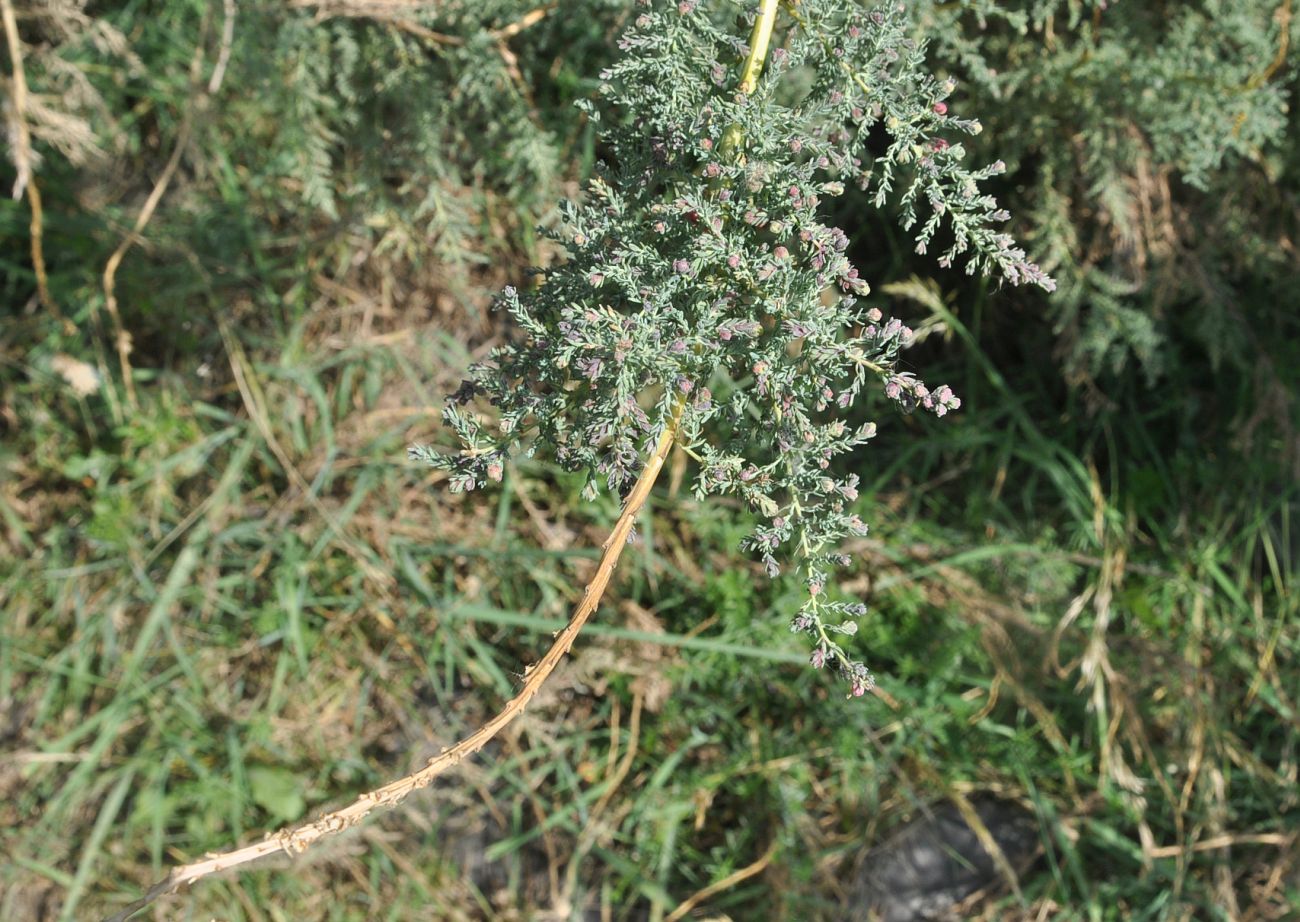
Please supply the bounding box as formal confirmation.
[721,0,782,157]
[739,0,781,94]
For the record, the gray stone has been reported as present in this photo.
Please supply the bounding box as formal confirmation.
[846,796,1039,921]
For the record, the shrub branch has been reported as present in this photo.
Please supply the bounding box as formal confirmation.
[103,397,686,922]
[106,7,788,913]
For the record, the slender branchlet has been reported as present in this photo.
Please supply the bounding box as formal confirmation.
[106,2,1050,916]
[413,0,1051,697]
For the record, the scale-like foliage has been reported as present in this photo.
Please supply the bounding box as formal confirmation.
[413,0,1052,695]
[908,0,1298,383]
[0,0,622,345]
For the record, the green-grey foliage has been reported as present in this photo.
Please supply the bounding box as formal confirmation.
[908,0,1298,384]
[1,0,621,346]
[2,1,1296,918]
[412,0,1052,696]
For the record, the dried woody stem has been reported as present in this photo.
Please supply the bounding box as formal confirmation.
[104,397,686,922]
[1,0,70,331]
[99,0,236,411]
[106,8,784,918]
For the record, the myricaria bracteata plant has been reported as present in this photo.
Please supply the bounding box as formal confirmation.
[107,3,1050,917]
[412,0,1052,696]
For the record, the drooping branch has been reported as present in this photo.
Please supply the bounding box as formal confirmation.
[102,398,685,922]
[104,8,789,916]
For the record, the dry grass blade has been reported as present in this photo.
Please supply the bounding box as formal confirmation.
[217,317,421,658]
[207,0,236,94]
[556,689,644,911]
[1147,832,1295,860]
[663,837,779,922]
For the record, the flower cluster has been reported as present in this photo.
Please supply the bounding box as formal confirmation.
[411,0,1051,697]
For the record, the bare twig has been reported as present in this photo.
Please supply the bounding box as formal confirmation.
[366,15,464,47]
[99,95,195,332]
[0,0,32,200]
[1231,0,1293,137]
[495,5,553,41]
[99,0,235,408]
[207,0,237,95]
[294,2,554,47]
[1,0,70,331]
[102,398,686,922]
[99,55,200,409]
[1254,0,1293,87]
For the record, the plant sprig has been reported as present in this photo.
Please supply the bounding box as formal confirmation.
[413,0,1051,697]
